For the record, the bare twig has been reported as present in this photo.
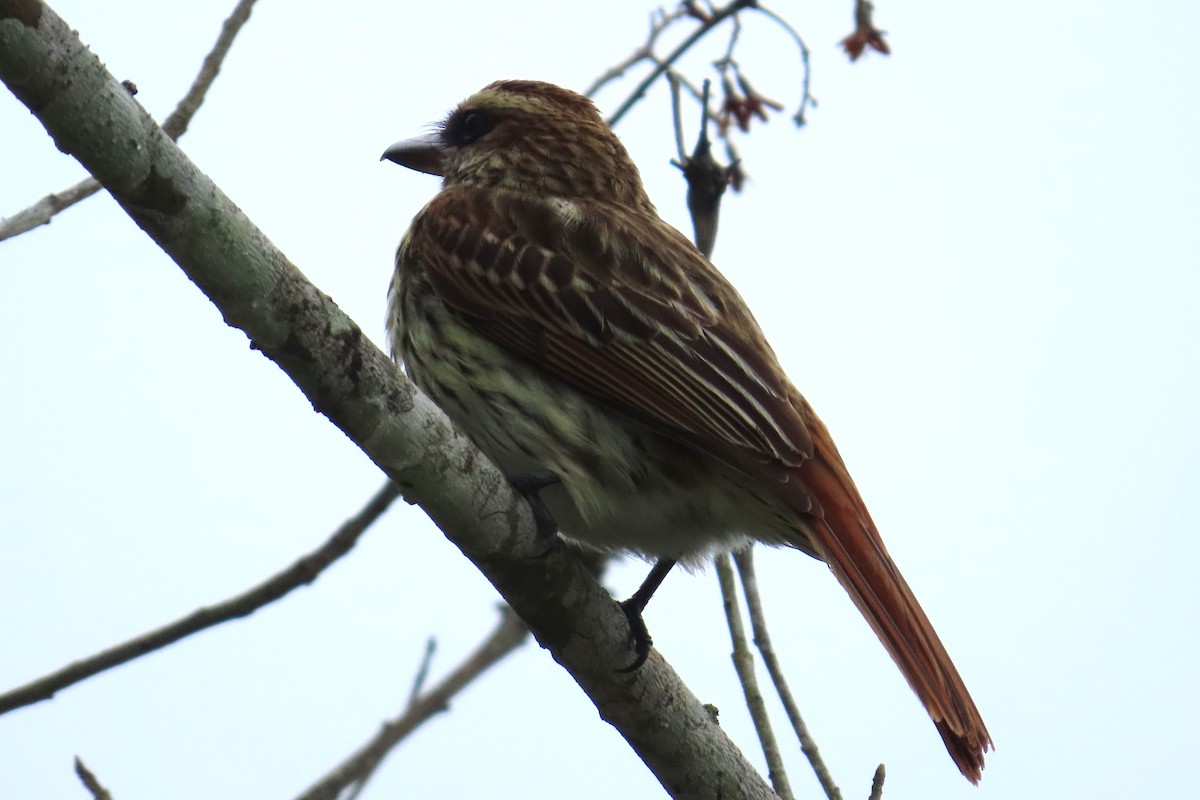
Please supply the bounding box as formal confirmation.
[74,757,113,800]
[717,554,794,800]
[159,0,257,139]
[667,74,688,163]
[584,6,689,98]
[294,608,530,800]
[868,763,887,800]
[405,637,438,711]
[607,0,757,128]
[639,59,727,150]
[0,481,401,716]
[720,10,743,63]
[665,67,726,125]
[735,549,843,800]
[754,4,816,126]
[0,178,102,243]
[0,0,258,242]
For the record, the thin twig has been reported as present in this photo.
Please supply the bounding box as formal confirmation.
[735,549,843,800]
[754,4,815,126]
[0,178,102,243]
[0,481,401,716]
[405,638,437,711]
[721,11,743,63]
[666,66,725,121]
[0,0,258,242]
[667,73,688,163]
[159,0,257,139]
[607,0,757,128]
[293,607,530,800]
[584,6,689,98]
[868,763,887,800]
[717,554,795,800]
[667,67,732,148]
[74,757,113,800]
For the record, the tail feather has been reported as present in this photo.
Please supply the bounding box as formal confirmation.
[783,412,993,783]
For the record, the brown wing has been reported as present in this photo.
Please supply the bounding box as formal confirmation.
[408,185,992,780]
[406,185,814,475]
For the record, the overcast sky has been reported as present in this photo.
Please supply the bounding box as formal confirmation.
[2,1,1198,798]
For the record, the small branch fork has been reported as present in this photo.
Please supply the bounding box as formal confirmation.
[0,481,402,716]
[0,0,259,242]
[293,609,529,800]
[593,0,816,144]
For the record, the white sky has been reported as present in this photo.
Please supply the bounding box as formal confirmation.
[2,1,1197,798]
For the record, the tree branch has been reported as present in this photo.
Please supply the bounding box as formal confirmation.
[294,608,529,800]
[735,548,843,800]
[868,763,887,800]
[753,4,815,126]
[0,0,257,242]
[0,481,401,715]
[74,757,114,800]
[0,7,775,797]
[583,5,689,98]
[717,554,794,800]
[606,0,757,128]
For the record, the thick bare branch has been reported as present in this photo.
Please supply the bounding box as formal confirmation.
[0,9,775,797]
[0,481,400,715]
[0,0,257,241]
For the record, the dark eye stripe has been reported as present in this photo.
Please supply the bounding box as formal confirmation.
[444,109,495,147]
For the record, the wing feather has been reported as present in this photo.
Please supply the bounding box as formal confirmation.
[408,185,813,470]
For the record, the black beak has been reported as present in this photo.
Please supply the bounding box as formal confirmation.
[381,131,445,177]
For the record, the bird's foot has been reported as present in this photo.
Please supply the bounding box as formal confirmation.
[508,469,562,556]
[618,599,654,672]
[616,558,677,672]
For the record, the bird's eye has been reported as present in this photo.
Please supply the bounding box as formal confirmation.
[446,109,495,147]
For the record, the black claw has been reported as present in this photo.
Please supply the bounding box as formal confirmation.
[618,599,654,672]
[615,558,678,672]
[508,469,562,553]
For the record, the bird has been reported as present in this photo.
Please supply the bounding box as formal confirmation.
[382,79,992,782]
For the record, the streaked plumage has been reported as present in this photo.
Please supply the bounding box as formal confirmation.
[384,80,991,781]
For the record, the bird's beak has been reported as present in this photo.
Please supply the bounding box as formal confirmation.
[381,130,445,177]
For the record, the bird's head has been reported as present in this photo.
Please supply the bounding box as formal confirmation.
[383,80,651,209]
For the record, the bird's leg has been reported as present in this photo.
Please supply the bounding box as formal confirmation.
[618,558,678,672]
[508,469,562,555]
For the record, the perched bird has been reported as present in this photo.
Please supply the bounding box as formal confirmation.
[383,79,991,782]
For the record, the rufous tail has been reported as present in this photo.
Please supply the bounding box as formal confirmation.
[784,413,993,782]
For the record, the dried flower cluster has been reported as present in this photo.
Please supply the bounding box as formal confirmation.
[841,0,891,61]
[717,72,785,134]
